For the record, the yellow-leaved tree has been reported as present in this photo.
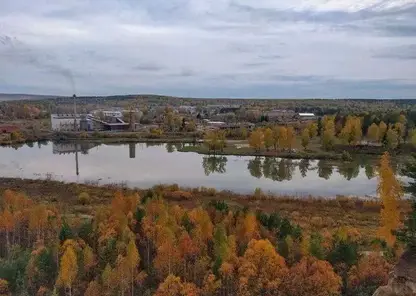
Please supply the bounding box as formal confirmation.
[377,152,403,247]
[237,239,288,296]
[263,128,273,151]
[57,244,78,296]
[249,129,264,152]
[126,239,140,296]
[367,123,380,143]
[301,128,310,150]
[379,121,387,140]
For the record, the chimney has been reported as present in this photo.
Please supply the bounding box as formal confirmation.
[73,94,77,131]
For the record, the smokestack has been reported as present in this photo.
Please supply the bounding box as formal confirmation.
[73,94,77,130]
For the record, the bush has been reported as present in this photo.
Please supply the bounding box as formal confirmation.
[10,131,22,141]
[342,150,353,161]
[78,192,91,205]
[200,187,217,196]
[209,200,229,213]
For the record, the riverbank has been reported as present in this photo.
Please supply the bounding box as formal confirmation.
[0,177,409,240]
[1,129,413,161]
[0,130,201,146]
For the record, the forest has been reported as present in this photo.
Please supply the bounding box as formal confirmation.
[0,152,415,296]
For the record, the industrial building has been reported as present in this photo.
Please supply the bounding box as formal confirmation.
[50,113,137,132]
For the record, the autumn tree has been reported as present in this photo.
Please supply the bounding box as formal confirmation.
[213,224,229,272]
[385,128,399,150]
[249,129,263,152]
[84,280,101,296]
[83,245,96,276]
[126,239,140,296]
[347,254,391,296]
[367,123,380,143]
[394,122,405,144]
[277,126,288,150]
[57,244,78,296]
[301,128,310,150]
[321,116,336,150]
[378,152,403,247]
[237,239,288,295]
[0,279,10,296]
[285,126,296,150]
[155,275,200,296]
[408,129,416,147]
[204,130,226,154]
[308,122,318,138]
[263,128,273,151]
[379,121,388,140]
[281,257,342,296]
[271,126,281,151]
[101,263,114,296]
[340,116,362,145]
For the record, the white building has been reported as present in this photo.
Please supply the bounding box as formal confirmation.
[51,114,83,131]
[298,113,316,120]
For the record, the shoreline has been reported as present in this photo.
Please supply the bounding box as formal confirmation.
[0,132,409,161]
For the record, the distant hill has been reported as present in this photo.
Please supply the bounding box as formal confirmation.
[0,93,61,101]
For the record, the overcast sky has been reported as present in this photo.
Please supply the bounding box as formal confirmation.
[0,0,415,98]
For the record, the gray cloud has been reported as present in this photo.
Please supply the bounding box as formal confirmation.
[132,64,164,72]
[0,0,415,98]
[374,45,416,60]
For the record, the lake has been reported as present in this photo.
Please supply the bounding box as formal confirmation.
[0,141,402,197]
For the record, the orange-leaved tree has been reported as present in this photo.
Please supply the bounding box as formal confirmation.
[347,254,391,294]
[281,256,342,296]
[377,152,403,247]
[237,239,288,296]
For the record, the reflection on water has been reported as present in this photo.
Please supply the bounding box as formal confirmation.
[0,141,405,197]
[202,156,227,176]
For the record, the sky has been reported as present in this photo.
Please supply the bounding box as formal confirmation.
[0,0,415,99]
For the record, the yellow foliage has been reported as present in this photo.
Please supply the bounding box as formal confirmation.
[281,257,342,296]
[248,129,264,152]
[57,245,78,290]
[238,239,288,295]
[377,152,403,246]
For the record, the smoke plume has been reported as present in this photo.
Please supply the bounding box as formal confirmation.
[0,35,76,94]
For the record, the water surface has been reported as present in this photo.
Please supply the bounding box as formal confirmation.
[0,142,398,197]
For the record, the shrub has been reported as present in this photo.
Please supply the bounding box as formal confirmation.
[209,200,229,213]
[78,192,91,205]
[342,151,353,161]
[347,254,391,296]
[0,279,10,296]
[10,131,22,141]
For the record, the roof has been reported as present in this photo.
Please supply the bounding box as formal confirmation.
[299,113,315,116]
